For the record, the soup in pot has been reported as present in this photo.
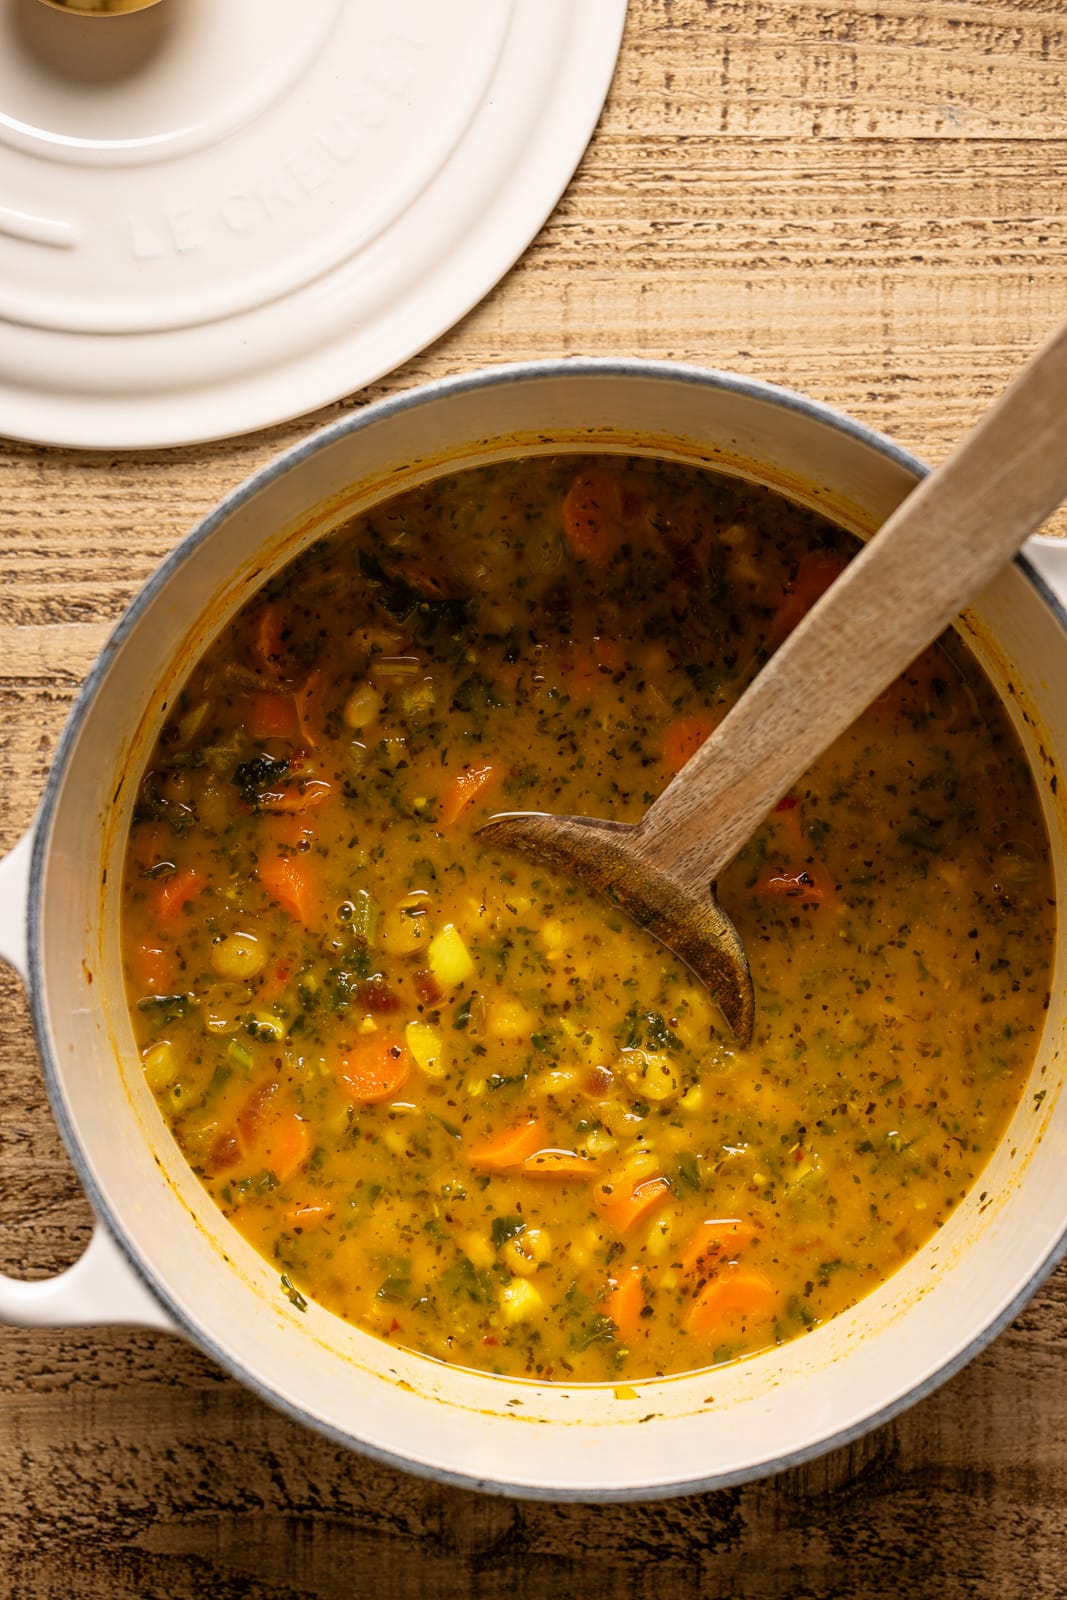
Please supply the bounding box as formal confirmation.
[120,454,1054,1381]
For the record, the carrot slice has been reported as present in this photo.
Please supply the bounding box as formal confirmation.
[236,1086,311,1185]
[440,762,497,827]
[469,1120,546,1171]
[562,467,625,565]
[767,553,848,646]
[259,1112,311,1185]
[593,1174,671,1234]
[521,1149,599,1180]
[684,1267,777,1339]
[130,823,171,876]
[247,692,299,741]
[661,712,719,776]
[259,853,316,923]
[336,1036,410,1103]
[600,1267,646,1339]
[681,1218,761,1278]
[153,866,202,922]
[132,941,172,992]
[237,1083,274,1150]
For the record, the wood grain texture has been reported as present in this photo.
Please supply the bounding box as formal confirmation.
[3,2,1067,1594]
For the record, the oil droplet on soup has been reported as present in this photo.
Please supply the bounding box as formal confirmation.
[121,455,1055,1382]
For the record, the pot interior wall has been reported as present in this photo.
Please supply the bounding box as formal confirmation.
[30,365,1067,1497]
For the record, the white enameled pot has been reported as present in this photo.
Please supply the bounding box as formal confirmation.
[2,361,1067,1501]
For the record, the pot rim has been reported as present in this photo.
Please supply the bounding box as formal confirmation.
[24,356,1067,1500]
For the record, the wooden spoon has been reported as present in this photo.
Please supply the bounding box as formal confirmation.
[478,317,1067,1044]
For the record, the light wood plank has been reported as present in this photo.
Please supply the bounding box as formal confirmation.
[3,1,1067,1592]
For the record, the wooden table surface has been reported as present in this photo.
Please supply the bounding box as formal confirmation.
[3,2,1067,1594]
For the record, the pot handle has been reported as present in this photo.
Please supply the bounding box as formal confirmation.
[0,830,176,1331]
[1024,533,1067,609]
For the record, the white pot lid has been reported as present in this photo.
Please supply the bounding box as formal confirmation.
[0,0,626,448]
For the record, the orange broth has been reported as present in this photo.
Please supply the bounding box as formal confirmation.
[120,454,1054,1381]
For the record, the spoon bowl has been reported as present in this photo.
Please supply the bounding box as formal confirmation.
[481,317,1067,1038]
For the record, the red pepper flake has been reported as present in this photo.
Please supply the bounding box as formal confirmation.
[775,795,800,811]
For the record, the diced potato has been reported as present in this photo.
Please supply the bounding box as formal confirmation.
[382,1127,411,1160]
[461,1232,495,1271]
[342,682,382,730]
[211,932,268,980]
[406,1020,445,1078]
[195,782,232,834]
[401,680,436,719]
[598,1099,647,1138]
[620,1146,659,1182]
[143,1040,177,1092]
[539,919,566,953]
[487,997,533,1039]
[645,1215,675,1258]
[533,1066,579,1097]
[582,1126,616,1158]
[661,1123,696,1153]
[500,1276,544,1324]
[673,988,717,1048]
[680,1085,704,1113]
[427,923,475,988]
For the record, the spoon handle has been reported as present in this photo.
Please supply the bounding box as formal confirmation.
[633,315,1067,891]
